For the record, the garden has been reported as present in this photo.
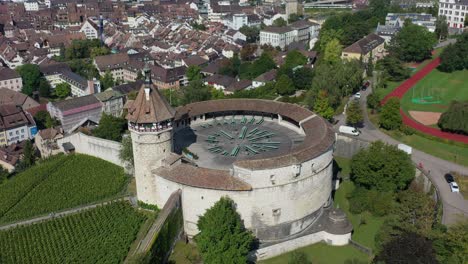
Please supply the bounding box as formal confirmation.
[0,202,146,263]
[0,154,128,224]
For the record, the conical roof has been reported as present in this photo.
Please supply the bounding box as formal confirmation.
[126,66,175,124]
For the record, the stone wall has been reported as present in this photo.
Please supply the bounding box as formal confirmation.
[57,132,123,167]
[334,134,370,159]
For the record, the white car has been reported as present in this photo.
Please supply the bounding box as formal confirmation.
[354,92,361,99]
[449,182,460,193]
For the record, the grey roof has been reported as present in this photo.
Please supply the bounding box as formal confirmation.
[51,94,101,112]
[60,71,88,90]
[343,33,385,55]
[262,26,293,34]
[112,80,144,94]
[0,67,20,81]
[94,89,123,102]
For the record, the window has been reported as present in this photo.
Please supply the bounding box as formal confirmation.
[270,175,276,185]
[272,208,281,216]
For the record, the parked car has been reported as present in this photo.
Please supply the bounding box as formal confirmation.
[354,92,361,99]
[339,125,360,136]
[361,81,370,90]
[445,173,455,183]
[449,182,460,193]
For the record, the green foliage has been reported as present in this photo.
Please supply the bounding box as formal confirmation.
[394,188,435,235]
[288,14,301,23]
[347,187,394,216]
[182,80,211,105]
[433,220,468,264]
[54,82,71,99]
[196,197,255,264]
[438,33,468,72]
[100,70,115,90]
[313,90,334,120]
[0,167,9,185]
[191,21,207,31]
[240,44,257,61]
[66,59,99,79]
[367,92,380,110]
[186,65,202,81]
[376,55,411,82]
[285,50,307,67]
[438,101,468,135]
[239,25,260,43]
[288,250,312,264]
[16,64,42,96]
[379,97,402,130]
[323,38,342,64]
[0,202,146,263]
[137,201,160,212]
[149,206,183,263]
[20,140,35,169]
[346,100,363,126]
[230,82,277,99]
[119,133,134,167]
[38,78,51,97]
[275,74,295,95]
[64,39,102,60]
[219,54,241,77]
[292,67,314,90]
[350,141,415,192]
[92,113,127,142]
[435,16,448,41]
[0,154,127,223]
[389,23,437,62]
[90,46,110,58]
[374,232,439,264]
[273,17,287,27]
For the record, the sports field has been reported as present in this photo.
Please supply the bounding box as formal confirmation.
[401,69,468,113]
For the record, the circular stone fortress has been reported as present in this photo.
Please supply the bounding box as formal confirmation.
[126,69,352,255]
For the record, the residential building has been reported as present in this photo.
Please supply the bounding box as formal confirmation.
[224,79,252,95]
[385,13,436,32]
[0,88,39,110]
[0,67,23,92]
[94,90,125,117]
[223,13,261,30]
[47,95,103,134]
[341,33,386,63]
[252,69,277,88]
[94,53,130,82]
[204,74,236,90]
[439,0,468,29]
[0,104,37,147]
[58,71,101,97]
[39,62,72,88]
[0,142,26,172]
[35,127,64,158]
[24,1,40,11]
[80,19,99,39]
[260,20,319,50]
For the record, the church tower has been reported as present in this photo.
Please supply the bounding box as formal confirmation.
[126,65,175,204]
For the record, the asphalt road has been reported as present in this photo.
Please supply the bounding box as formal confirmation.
[335,88,468,225]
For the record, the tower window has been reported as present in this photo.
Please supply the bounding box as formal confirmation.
[272,208,281,216]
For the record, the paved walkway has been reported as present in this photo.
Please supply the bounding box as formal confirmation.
[349,89,468,225]
[0,197,131,231]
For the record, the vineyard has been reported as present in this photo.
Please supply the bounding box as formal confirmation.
[0,202,146,263]
[0,154,127,224]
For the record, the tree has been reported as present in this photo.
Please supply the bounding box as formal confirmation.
[395,188,435,235]
[195,197,255,264]
[92,113,127,142]
[285,50,307,67]
[288,250,312,264]
[239,26,260,43]
[21,140,35,169]
[186,65,202,81]
[367,92,380,110]
[351,141,415,192]
[313,90,334,121]
[54,82,71,99]
[288,14,301,24]
[433,220,468,264]
[275,74,295,95]
[182,80,211,105]
[67,59,99,79]
[273,17,287,27]
[374,232,439,264]
[438,32,468,72]
[16,64,42,96]
[435,16,449,41]
[0,167,8,185]
[38,78,51,98]
[119,133,134,168]
[346,100,363,126]
[438,101,468,135]
[90,46,110,58]
[389,23,437,62]
[250,52,276,78]
[240,44,257,61]
[292,67,314,90]
[34,110,57,130]
[323,38,342,64]
[100,70,115,90]
[379,97,402,130]
[65,39,101,60]
[376,55,410,82]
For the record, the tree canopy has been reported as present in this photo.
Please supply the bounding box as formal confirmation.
[346,100,363,127]
[181,80,212,105]
[92,114,127,142]
[438,101,468,135]
[313,90,334,121]
[351,141,415,192]
[275,74,295,96]
[323,38,342,64]
[239,26,260,43]
[438,32,468,72]
[389,23,436,62]
[379,97,402,130]
[186,65,202,81]
[376,55,411,82]
[54,83,71,99]
[195,197,255,264]
[273,17,287,27]
[16,64,42,96]
[100,70,115,90]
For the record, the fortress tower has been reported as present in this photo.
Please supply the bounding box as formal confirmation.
[125,65,175,204]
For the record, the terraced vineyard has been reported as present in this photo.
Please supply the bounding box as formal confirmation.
[0,154,127,224]
[0,202,146,264]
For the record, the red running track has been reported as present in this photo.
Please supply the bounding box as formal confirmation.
[381,57,468,144]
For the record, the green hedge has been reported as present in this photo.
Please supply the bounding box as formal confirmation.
[149,206,183,263]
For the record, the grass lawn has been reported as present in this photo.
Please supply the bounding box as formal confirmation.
[401,69,468,113]
[259,243,370,264]
[168,241,202,264]
[452,171,468,199]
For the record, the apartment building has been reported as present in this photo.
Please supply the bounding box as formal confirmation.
[0,67,23,92]
[260,20,319,50]
[0,104,37,147]
[439,0,468,29]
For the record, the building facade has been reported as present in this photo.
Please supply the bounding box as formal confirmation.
[0,67,23,92]
[0,104,37,147]
[439,0,468,29]
[341,33,386,63]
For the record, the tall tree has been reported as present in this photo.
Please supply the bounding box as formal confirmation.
[239,26,260,43]
[275,74,295,95]
[182,80,212,105]
[438,32,468,72]
[273,17,287,27]
[22,140,35,169]
[323,38,343,64]
[284,50,307,67]
[437,101,468,135]
[16,64,42,96]
[396,188,435,235]
[346,100,363,127]
[351,141,415,192]
[292,67,314,90]
[186,65,202,81]
[92,114,127,142]
[376,55,411,82]
[379,97,402,130]
[240,44,257,61]
[100,70,115,90]
[389,23,437,62]
[54,82,71,99]
[435,16,449,41]
[196,197,255,264]
[313,90,335,121]
[38,78,51,97]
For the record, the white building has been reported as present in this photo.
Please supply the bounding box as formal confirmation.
[0,104,37,147]
[386,13,436,32]
[24,1,40,11]
[439,0,468,29]
[223,13,262,30]
[260,20,319,50]
[0,67,23,92]
[80,19,99,39]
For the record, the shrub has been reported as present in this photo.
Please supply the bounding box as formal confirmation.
[399,124,416,135]
[379,97,402,130]
[438,101,468,135]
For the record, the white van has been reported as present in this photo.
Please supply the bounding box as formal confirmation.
[397,144,412,155]
[339,126,360,136]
